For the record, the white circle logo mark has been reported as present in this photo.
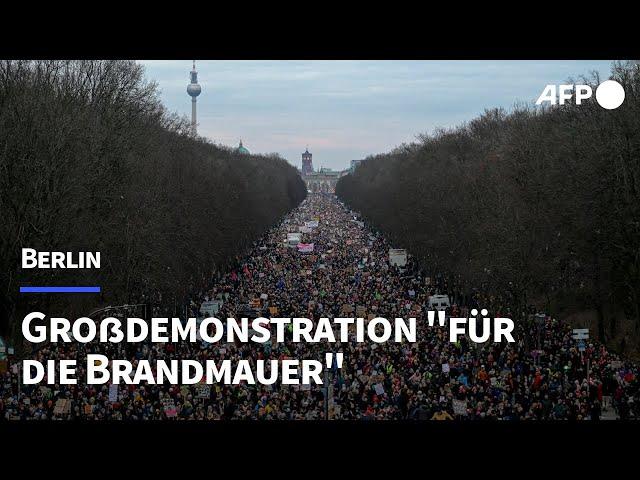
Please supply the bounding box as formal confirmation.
[595,80,625,109]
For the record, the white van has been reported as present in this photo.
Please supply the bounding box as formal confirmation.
[286,232,302,247]
[428,294,450,311]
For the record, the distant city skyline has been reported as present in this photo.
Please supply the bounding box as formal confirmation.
[139,60,615,171]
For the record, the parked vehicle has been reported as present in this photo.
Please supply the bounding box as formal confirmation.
[428,294,450,311]
[286,232,302,247]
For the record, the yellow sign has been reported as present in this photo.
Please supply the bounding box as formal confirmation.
[341,304,354,314]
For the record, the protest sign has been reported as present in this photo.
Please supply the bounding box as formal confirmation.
[389,248,408,267]
[341,304,354,314]
[197,384,211,399]
[108,384,119,402]
[453,399,468,416]
[162,398,177,417]
[53,399,71,415]
[297,243,314,253]
[287,233,302,246]
[200,300,222,316]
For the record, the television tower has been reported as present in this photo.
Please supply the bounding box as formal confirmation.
[187,60,202,134]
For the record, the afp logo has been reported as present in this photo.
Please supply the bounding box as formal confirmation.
[536,80,625,110]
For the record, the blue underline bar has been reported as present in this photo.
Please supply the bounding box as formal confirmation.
[20,286,101,293]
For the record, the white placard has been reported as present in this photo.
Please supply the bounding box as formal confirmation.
[453,399,468,416]
[389,248,407,267]
[108,384,119,402]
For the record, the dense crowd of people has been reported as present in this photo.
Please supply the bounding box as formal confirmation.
[1,193,639,420]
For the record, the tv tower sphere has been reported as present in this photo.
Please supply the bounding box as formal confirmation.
[187,83,201,97]
[187,60,201,97]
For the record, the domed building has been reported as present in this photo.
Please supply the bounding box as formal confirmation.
[236,140,250,155]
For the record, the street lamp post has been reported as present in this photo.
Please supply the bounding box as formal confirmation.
[572,328,590,380]
[324,367,329,420]
[535,313,545,367]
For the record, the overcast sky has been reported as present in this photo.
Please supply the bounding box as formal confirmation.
[139,60,614,171]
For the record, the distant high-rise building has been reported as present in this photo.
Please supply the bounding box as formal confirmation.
[301,148,313,175]
[187,60,202,134]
